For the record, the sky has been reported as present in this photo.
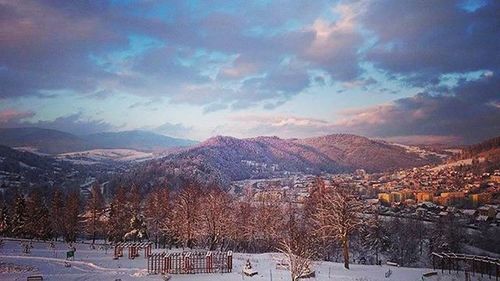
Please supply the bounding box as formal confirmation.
[0,0,498,144]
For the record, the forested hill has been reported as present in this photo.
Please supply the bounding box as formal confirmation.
[122,134,442,187]
[460,136,500,159]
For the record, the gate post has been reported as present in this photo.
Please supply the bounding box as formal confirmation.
[228,251,233,272]
[206,251,212,273]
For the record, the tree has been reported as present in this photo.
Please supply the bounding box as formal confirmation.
[278,236,316,281]
[107,187,129,242]
[253,194,285,252]
[429,215,464,255]
[171,183,201,249]
[199,188,234,250]
[10,193,27,238]
[233,198,256,251]
[63,191,81,242]
[314,186,363,269]
[144,187,171,248]
[85,183,105,243]
[278,204,316,281]
[25,190,51,239]
[386,217,419,266]
[0,204,11,235]
[304,177,331,260]
[50,188,65,241]
[361,212,386,264]
[125,213,147,241]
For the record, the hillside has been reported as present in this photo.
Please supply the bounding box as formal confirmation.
[0,128,197,154]
[0,144,80,188]
[139,134,442,185]
[459,135,500,161]
[84,130,197,151]
[0,127,90,154]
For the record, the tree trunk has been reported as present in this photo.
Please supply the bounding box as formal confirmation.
[342,237,350,269]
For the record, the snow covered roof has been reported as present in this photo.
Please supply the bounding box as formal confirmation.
[461,209,476,216]
[476,215,489,221]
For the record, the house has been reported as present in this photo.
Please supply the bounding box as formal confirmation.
[477,205,497,219]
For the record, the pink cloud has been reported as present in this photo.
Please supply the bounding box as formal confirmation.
[0,109,35,124]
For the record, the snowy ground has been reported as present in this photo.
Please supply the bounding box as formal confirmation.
[0,239,483,281]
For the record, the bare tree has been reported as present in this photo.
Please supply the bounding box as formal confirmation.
[278,212,316,281]
[199,188,234,250]
[314,186,363,269]
[170,183,201,249]
[253,195,285,252]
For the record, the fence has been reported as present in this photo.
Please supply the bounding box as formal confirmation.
[147,251,233,275]
[432,252,500,280]
[114,242,152,259]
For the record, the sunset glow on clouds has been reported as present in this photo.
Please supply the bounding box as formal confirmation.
[0,0,498,144]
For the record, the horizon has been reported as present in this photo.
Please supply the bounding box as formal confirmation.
[2,126,496,146]
[0,0,499,145]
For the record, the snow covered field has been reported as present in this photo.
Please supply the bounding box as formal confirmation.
[0,239,481,281]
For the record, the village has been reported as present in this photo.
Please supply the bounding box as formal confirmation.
[231,163,500,228]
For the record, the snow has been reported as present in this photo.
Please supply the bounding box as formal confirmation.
[431,157,486,171]
[0,239,486,281]
[58,149,155,164]
[18,161,37,169]
[391,143,448,159]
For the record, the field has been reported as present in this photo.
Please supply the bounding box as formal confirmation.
[0,239,484,281]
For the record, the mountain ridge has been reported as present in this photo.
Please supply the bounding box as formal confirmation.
[0,127,197,154]
[139,133,444,185]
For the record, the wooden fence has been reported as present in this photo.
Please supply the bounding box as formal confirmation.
[148,251,233,275]
[114,242,152,259]
[432,252,499,280]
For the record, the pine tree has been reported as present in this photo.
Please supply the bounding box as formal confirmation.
[50,188,65,241]
[362,212,386,264]
[25,191,51,239]
[0,204,11,235]
[107,187,129,242]
[144,187,170,248]
[85,183,105,243]
[10,193,27,238]
[386,217,419,266]
[63,191,81,242]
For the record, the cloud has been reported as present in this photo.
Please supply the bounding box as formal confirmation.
[301,2,365,80]
[381,135,463,146]
[152,122,193,138]
[333,74,500,144]
[223,73,499,144]
[223,115,335,138]
[0,1,128,98]
[0,109,35,125]
[0,110,115,135]
[361,0,500,85]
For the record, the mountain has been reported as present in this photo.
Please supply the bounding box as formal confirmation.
[140,134,442,184]
[0,127,90,154]
[459,135,500,159]
[83,130,197,151]
[0,144,80,188]
[0,128,197,154]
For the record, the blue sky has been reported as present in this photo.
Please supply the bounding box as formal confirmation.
[0,0,498,144]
